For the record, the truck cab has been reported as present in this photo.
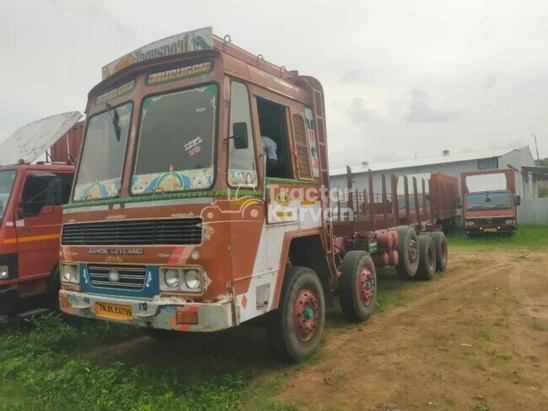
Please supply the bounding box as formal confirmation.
[460,169,520,236]
[0,163,75,316]
[0,111,83,318]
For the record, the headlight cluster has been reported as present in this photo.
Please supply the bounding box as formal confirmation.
[60,263,79,284]
[505,219,515,224]
[466,220,475,226]
[0,265,8,279]
[160,266,202,293]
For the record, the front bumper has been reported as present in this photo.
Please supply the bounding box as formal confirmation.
[466,224,516,235]
[59,290,235,332]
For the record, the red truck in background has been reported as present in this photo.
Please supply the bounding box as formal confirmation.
[459,169,520,236]
[0,112,84,321]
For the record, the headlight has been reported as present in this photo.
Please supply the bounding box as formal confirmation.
[160,266,202,292]
[0,265,8,279]
[184,269,201,290]
[62,270,71,281]
[164,268,179,288]
[506,219,514,224]
[466,220,475,226]
[60,264,79,284]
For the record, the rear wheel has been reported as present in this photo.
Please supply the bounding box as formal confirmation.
[269,266,325,363]
[394,226,419,279]
[431,231,448,272]
[338,250,377,322]
[416,235,436,281]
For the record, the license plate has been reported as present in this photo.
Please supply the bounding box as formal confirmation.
[95,302,133,320]
[484,228,497,233]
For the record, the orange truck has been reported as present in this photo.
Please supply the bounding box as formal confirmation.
[58,27,449,362]
[0,113,83,320]
[460,169,520,236]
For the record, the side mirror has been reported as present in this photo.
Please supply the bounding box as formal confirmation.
[515,194,521,206]
[232,122,249,150]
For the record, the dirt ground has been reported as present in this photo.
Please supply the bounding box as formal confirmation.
[265,247,548,411]
[86,246,548,411]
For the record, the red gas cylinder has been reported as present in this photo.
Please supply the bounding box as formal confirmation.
[375,230,394,250]
[389,249,399,266]
[372,251,389,267]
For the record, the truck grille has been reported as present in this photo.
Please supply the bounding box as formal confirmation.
[469,217,512,225]
[61,218,203,246]
[88,264,147,291]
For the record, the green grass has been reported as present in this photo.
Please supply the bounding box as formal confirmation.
[447,225,548,250]
[531,319,548,331]
[0,314,251,411]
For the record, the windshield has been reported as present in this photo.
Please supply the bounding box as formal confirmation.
[466,191,512,211]
[73,102,133,201]
[131,85,216,195]
[0,169,17,220]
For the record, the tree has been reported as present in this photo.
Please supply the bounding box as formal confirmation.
[535,157,548,166]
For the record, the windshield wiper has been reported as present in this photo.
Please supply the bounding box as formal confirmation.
[105,103,121,142]
[493,204,512,209]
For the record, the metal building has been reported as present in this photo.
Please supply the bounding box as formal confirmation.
[329,146,538,200]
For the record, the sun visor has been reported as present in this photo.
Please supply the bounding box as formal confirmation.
[0,111,83,166]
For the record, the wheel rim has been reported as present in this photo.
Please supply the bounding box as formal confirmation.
[294,288,320,342]
[408,239,419,264]
[359,267,375,306]
[440,240,448,265]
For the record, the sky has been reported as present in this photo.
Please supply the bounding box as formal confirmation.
[1,0,547,169]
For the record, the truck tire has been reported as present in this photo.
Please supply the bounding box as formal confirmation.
[269,266,325,363]
[394,226,419,279]
[416,235,436,281]
[338,250,377,322]
[431,231,448,272]
[47,266,61,312]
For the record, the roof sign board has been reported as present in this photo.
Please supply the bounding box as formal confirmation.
[465,173,507,193]
[101,27,213,80]
[0,111,83,166]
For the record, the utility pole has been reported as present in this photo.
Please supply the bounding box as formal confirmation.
[531,133,541,165]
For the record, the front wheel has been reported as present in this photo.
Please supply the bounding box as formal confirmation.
[268,266,326,363]
[338,250,377,322]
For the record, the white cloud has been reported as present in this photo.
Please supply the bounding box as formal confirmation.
[1,0,547,164]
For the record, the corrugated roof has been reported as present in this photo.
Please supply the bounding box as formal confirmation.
[329,146,527,176]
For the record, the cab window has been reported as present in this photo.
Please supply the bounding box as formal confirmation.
[256,97,292,179]
[228,82,257,187]
[20,172,72,217]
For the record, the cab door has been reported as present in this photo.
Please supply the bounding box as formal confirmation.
[15,170,70,296]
